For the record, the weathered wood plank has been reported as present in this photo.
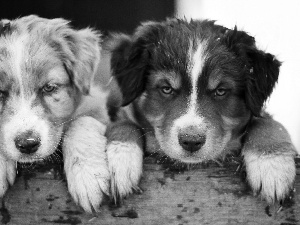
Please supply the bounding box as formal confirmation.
[1,157,300,225]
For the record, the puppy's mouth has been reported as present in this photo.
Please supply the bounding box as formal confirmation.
[16,145,59,163]
[160,125,212,163]
[18,153,45,163]
[8,128,63,163]
[155,127,231,164]
[174,150,212,164]
[177,139,208,163]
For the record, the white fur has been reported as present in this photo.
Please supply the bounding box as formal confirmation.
[107,140,143,202]
[75,85,110,124]
[10,35,27,96]
[63,116,109,212]
[190,41,207,111]
[1,35,63,162]
[170,41,207,144]
[151,41,237,163]
[243,151,295,202]
[174,112,205,129]
[0,16,110,213]
[166,113,206,161]
[2,99,62,162]
[153,41,212,163]
[0,156,16,197]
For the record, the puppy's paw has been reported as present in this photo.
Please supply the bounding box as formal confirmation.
[63,116,110,213]
[66,160,110,213]
[0,157,16,197]
[107,141,143,202]
[243,149,295,203]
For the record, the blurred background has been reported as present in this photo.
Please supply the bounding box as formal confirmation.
[0,0,174,33]
[1,0,299,152]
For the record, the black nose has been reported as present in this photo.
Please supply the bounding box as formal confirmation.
[14,131,41,154]
[178,128,206,153]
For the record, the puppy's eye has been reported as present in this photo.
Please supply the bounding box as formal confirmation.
[42,84,58,94]
[161,86,174,95]
[215,88,227,97]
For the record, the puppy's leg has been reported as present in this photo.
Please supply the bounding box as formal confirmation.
[242,114,296,203]
[0,156,15,197]
[63,116,109,213]
[106,121,144,202]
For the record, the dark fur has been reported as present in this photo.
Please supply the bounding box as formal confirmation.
[0,21,12,36]
[109,19,280,117]
[105,18,296,203]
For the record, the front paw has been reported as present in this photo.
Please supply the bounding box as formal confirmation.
[0,158,16,197]
[107,141,143,202]
[63,116,110,212]
[243,148,296,203]
[66,160,110,213]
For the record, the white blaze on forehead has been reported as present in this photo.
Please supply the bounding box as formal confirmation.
[191,42,206,85]
[188,40,207,114]
[172,41,207,130]
[8,35,28,98]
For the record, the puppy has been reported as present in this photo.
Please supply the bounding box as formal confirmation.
[0,15,110,212]
[105,19,296,204]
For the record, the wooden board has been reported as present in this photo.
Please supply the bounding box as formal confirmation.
[1,156,300,225]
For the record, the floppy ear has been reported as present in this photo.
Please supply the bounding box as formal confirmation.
[0,19,12,36]
[47,18,101,95]
[107,33,149,106]
[224,27,281,116]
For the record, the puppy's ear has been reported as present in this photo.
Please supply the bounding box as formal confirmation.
[48,19,101,95]
[224,27,281,116]
[106,33,149,106]
[0,19,12,36]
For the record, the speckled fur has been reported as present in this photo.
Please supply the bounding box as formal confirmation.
[0,15,110,213]
[106,18,297,203]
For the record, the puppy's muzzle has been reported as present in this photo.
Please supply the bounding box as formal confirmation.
[178,126,206,153]
[14,131,41,154]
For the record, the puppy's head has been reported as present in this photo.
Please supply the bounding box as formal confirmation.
[109,19,280,163]
[0,15,100,162]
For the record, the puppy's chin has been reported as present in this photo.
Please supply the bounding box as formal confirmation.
[17,153,48,163]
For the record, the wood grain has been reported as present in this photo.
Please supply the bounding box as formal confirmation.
[1,157,300,225]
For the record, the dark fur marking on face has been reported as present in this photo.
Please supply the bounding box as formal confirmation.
[108,18,281,163]
[151,72,181,90]
[110,19,280,117]
[0,22,12,36]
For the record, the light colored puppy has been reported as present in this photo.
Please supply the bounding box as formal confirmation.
[0,15,110,212]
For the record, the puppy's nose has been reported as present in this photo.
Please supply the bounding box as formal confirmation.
[178,127,206,153]
[14,131,41,154]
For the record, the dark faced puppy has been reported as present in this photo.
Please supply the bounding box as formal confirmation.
[106,18,296,204]
[0,15,110,212]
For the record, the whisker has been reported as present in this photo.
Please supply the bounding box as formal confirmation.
[53,113,96,128]
[134,130,154,141]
